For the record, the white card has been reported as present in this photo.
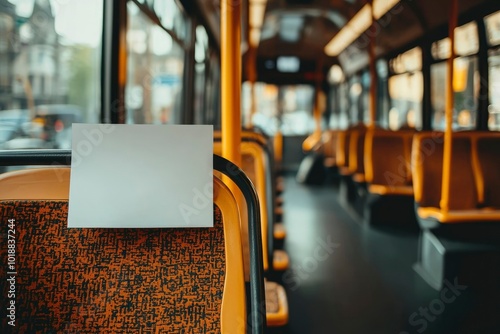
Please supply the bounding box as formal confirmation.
[68,124,213,228]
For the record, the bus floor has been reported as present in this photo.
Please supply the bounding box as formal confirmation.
[268,174,500,334]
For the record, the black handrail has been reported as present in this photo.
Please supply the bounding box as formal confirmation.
[213,136,276,270]
[213,155,266,334]
[0,150,266,334]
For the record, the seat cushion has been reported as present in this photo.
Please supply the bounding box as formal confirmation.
[0,201,226,332]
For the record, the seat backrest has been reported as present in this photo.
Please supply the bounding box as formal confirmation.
[365,129,414,186]
[348,126,368,175]
[0,168,246,333]
[475,133,500,208]
[322,130,337,160]
[448,135,477,210]
[213,141,271,273]
[336,130,350,167]
[412,132,478,210]
[412,132,443,208]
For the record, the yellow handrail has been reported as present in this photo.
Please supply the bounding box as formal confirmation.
[440,0,458,212]
[221,0,242,167]
[246,45,258,129]
[368,0,377,128]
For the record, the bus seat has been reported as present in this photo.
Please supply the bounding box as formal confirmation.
[364,129,414,196]
[214,141,288,272]
[214,143,269,272]
[476,135,500,208]
[361,129,417,226]
[322,130,338,168]
[275,205,283,218]
[412,132,444,209]
[0,168,71,199]
[273,222,286,240]
[214,131,288,259]
[273,131,284,173]
[348,125,368,183]
[302,130,322,152]
[412,132,500,226]
[0,168,247,333]
[265,281,289,327]
[276,177,285,194]
[273,249,290,271]
[336,129,351,175]
[413,132,476,210]
[214,141,289,327]
[447,136,477,210]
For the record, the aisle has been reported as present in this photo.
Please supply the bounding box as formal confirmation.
[277,175,470,334]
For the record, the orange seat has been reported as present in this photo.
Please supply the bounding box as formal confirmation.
[213,137,289,327]
[348,125,368,183]
[0,168,247,332]
[336,124,367,178]
[362,128,417,226]
[336,129,351,175]
[322,130,338,168]
[0,150,265,333]
[412,131,500,226]
[364,128,415,196]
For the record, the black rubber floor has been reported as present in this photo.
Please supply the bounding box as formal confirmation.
[272,175,498,334]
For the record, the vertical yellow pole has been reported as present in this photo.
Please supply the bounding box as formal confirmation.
[221,0,242,167]
[313,81,322,134]
[440,0,458,212]
[275,88,284,169]
[313,57,324,136]
[369,0,377,128]
[247,45,257,128]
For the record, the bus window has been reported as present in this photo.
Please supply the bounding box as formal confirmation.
[430,22,479,131]
[333,81,350,130]
[361,70,370,125]
[154,0,188,41]
[377,59,390,129]
[489,49,500,131]
[248,83,315,136]
[281,85,315,135]
[486,11,500,131]
[388,47,422,130]
[249,82,279,134]
[328,81,350,130]
[0,0,103,150]
[485,10,500,47]
[348,75,362,124]
[431,57,478,130]
[126,1,185,125]
[204,52,220,126]
[194,25,209,124]
[327,65,347,130]
[432,21,479,59]
[388,72,423,130]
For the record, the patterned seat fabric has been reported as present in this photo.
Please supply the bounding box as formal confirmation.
[1,201,225,333]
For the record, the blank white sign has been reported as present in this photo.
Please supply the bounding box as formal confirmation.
[68,124,213,228]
